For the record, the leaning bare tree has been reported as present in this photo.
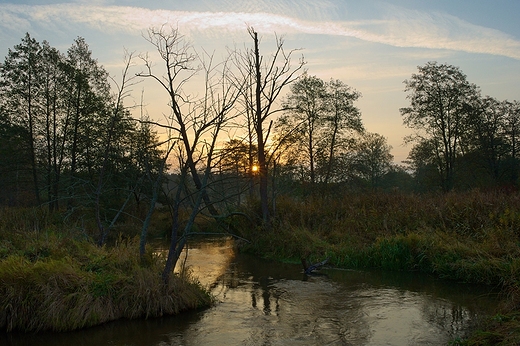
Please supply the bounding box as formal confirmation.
[94,52,141,245]
[138,26,241,283]
[232,27,304,226]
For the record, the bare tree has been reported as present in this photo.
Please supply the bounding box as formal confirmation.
[138,26,241,282]
[233,27,304,226]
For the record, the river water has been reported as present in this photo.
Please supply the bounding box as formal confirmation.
[2,237,500,345]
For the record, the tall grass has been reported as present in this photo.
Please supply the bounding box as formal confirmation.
[239,190,520,286]
[237,190,520,344]
[0,208,211,333]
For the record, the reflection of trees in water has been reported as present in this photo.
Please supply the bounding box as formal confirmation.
[273,280,371,345]
[327,267,499,342]
[253,278,282,316]
[212,258,283,316]
[409,277,499,340]
[170,237,236,288]
[224,254,373,344]
[419,297,484,338]
[241,271,494,345]
[209,261,241,299]
[181,241,499,344]
[187,243,500,345]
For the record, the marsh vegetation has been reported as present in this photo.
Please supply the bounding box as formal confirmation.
[1,26,520,344]
[0,208,211,333]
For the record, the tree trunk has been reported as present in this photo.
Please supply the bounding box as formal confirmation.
[324,108,339,185]
[27,69,41,205]
[253,31,270,226]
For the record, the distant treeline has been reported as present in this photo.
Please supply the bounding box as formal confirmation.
[1,33,519,219]
[401,62,520,192]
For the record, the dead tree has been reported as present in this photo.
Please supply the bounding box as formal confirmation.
[138,26,241,282]
[232,27,304,227]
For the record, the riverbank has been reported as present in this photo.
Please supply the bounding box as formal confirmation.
[236,190,520,345]
[0,208,212,333]
[3,190,520,342]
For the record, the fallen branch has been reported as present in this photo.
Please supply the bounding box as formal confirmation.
[301,257,329,274]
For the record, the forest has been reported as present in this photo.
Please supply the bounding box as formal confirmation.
[1,27,520,344]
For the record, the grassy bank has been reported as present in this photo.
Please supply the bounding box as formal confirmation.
[237,190,520,344]
[0,208,212,333]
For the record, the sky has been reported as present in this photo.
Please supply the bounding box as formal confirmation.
[1,0,519,163]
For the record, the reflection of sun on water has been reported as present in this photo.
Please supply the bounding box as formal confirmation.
[174,237,235,287]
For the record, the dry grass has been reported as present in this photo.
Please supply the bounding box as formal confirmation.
[0,208,211,333]
[239,190,520,285]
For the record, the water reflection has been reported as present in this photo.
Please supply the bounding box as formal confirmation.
[186,238,498,345]
[1,237,499,346]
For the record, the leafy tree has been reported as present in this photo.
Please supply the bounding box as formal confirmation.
[405,138,444,191]
[276,76,363,185]
[94,53,142,245]
[0,114,30,205]
[218,139,258,205]
[321,79,363,184]
[281,73,327,184]
[379,165,415,192]
[463,96,507,185]
[0,33,44,204]
[401,62,479,191]
[0,34,163,239]
[500,100,520,184]
[352,132,393,189]
[40,41,67,211]
[64,37,111,195]
[220,139,255,177]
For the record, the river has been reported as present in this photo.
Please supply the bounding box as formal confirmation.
[2,237,500,345]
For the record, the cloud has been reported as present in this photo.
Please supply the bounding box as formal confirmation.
[1,3,520,59]
[0,5,32,33]
[363,5,520,59]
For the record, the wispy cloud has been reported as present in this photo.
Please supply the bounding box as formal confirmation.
[1,3,519,59]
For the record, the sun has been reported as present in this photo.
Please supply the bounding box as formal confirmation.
[251,165,259,173]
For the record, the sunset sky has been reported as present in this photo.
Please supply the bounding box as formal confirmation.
[1,0,519,163]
